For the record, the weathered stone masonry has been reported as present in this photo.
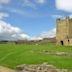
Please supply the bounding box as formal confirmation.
[56,16,72,45]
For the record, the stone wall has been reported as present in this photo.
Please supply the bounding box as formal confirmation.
[56,17,72,45]
[16,63,68,72]
[0,63,69,72]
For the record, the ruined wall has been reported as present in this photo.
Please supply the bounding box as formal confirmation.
[68,39,72,45]
[68,19,72,38]
[16,63,68,72]
[56,17,72,45]
[56,18,68,45]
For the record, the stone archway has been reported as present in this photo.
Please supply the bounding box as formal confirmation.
[60,41,64,45]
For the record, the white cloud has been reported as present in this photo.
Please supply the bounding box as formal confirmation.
[0,0,11,7]
[36,0,46,4]
[0,20,22,34]
[0,20,56,41]
[29,28,56,41]
[55,0,72,12]
[0,12,9,19]
[10,8,33,16]
[29,36,43,41]
[19,34,30,39]
[23,0,36,9]
[0,20,30,40]
[40,28,56,38]
[8,8,42,18]
[69,14,72,18]
[12,33,30,40]
[22,0,46,9]
[52,15,63,18]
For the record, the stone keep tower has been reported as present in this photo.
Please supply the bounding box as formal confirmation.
[56,16,72,45]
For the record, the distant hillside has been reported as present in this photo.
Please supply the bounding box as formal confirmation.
[27,37,56,45]
[38,37,56,44]
[0,37,56,45]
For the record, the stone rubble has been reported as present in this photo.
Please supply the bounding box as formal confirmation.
[15,63,68,72]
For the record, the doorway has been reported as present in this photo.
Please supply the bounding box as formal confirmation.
[68,39,70,45]
[60,41,64,45]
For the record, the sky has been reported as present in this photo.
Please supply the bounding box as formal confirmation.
[0,0,72,40]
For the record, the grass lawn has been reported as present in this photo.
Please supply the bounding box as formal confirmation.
[0,44,72,71]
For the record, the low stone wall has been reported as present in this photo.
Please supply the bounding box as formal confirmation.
[16,63,68,72]
[32,50,72,57]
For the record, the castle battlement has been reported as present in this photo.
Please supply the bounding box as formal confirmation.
[57,16,72,22]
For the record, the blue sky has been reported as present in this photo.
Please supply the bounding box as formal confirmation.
[0,0,72,40]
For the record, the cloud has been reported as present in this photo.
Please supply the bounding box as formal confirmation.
[30,28,56,41]
[36,0,46,4]
[0,0,11,7]
[0,20,22,34]
[0,19,56,41]
[0,12,9,19]
[22,0,37,9]
[40,28,56,38]
[29,36,43,41]
[55,0,72,12]
[10,8,34,17]
[69,14,72,18]
[0,20,56,41]
[12,33,30,40]
[0,20,30,40]
[9,8,42,17]
[52,15,63,18]
[22,0,46,9]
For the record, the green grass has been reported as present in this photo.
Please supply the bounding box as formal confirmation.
[0,44,72,71]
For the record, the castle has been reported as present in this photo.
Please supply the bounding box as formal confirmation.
[56,16,72,45]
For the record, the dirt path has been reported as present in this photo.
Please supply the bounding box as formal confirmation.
[0,66,15,72]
